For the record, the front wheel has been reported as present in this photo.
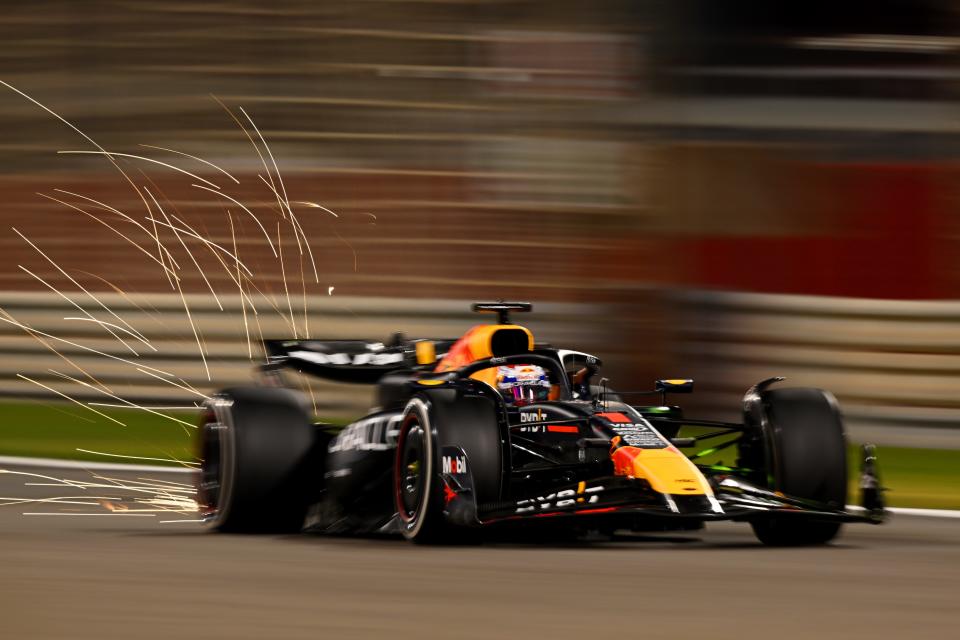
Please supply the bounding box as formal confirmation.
[394,397,445,543]
[743,387,848,546]
[393,390,503,544]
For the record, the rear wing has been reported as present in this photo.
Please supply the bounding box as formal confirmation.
[263,338,600,386]
[263,338,456,384]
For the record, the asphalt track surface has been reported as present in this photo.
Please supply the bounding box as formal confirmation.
[1,464,958,640]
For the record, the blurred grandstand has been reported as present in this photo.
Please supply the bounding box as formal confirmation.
[0,1,957,441]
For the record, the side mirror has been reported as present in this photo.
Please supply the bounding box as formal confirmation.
[655,379,694,394]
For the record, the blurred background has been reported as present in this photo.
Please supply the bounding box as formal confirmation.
[0,1,957,504]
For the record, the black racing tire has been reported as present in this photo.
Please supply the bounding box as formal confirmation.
[394,390,502,544]
[747,387,848,546]
[198,386,316,533]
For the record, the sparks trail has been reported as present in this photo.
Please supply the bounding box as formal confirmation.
[144,185,224,311]
[153,214,254,277]
[19,266,145,357]
[0,468,198,519]
[139,144,241,185]
[35,193,182,282]
[0,306,113,394]
[48,187,186,281]
[192,182,278,256]
[278,221,297,338]
[58,150,221,190]
[88,402,202,411]
[0,80,161,243]
[47,369,198,430]
[14,374,125,426]
[75,448,199,468]
[62,316,156,348]
[229,211,253,358]
[133,368,211,400]
[212,93,280,213]
[0,81,379,513]
[0,314,175,377]
[13,227,150,346]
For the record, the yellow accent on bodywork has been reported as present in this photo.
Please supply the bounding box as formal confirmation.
[615,447,712,496]
[435,324,534,372]
[415,340,436,365]
[432,323,536,392]
[461,324,534,360]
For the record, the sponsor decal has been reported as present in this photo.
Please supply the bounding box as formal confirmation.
[612,423,667,449]
[598,414,668,449]
[514,485,604,514]
[439,448,476,521]
[597,412,631,423]
[289,349,404,367]
[557,349,598,366]
[328,413,403,453]
[519,408,564,433]
[441,454,467,475]
[517,409,580,434]
[547,425,579,434]
[443,481,458,505]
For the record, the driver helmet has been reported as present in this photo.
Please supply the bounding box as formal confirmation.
[496,364,551,406]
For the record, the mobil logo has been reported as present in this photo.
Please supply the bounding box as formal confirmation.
[442,454,467,475]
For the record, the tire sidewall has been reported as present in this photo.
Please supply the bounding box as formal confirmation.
[199,396,238,529]
[395,397,436,540]
[748,387,847,545]
[765,388,847,508]
[198,387,315,533]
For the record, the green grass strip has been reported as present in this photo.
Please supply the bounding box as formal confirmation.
[1,400,958,509]
[0,399,198,466]
[853,445,960,511]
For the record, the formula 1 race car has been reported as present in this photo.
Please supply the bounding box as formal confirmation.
[197,302,886,545]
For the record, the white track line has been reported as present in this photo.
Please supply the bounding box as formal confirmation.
[846,504,960,519]
[1,456,958,519]
[887,507,960,519]
[0,455,194,474]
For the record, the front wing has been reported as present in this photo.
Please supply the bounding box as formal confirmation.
[441,473,885,528]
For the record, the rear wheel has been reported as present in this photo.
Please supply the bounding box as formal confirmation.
[744,387,848,546]
[198,386,317,533]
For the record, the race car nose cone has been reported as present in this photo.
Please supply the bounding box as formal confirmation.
[611,446,712,496]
